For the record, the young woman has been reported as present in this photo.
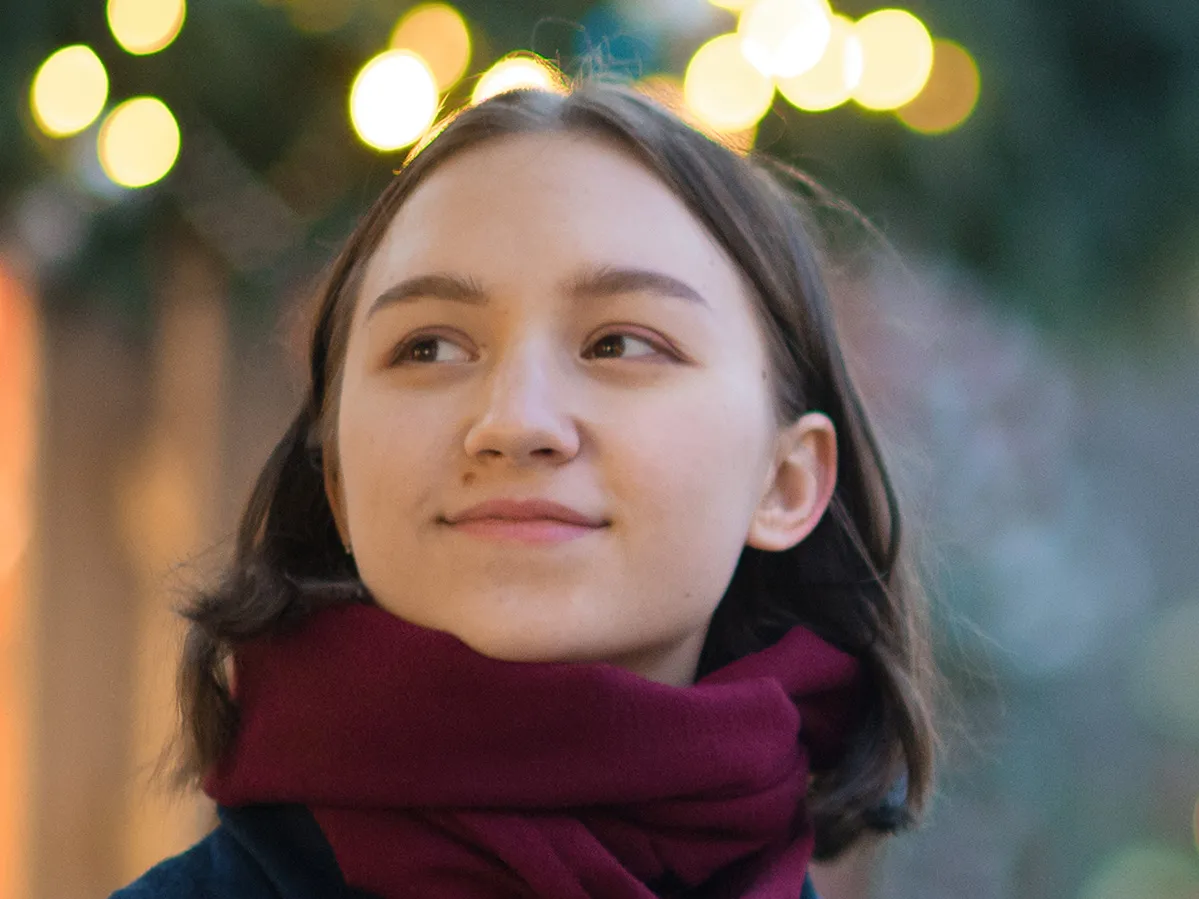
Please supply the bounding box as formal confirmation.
[112,79,937,899]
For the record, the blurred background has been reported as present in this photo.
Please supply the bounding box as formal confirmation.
[2,0,1198,897]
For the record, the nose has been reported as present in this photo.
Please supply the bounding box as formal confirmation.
[462,337,580,464]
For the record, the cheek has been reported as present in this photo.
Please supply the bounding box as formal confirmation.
[611,392,768,626]
[619,384,770,536]
[336,387,442,532]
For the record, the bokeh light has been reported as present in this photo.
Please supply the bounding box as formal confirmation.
[708,0,752,9]
[1079,844,1199,899]
[636,74,757,155]
[29,45,108,138]
[97,97,180,188]
[683,33,774,133]
[737,0,832,79]
[851,8,934,111]
[390,4,471,92]
[897,39,981,133]
[777,14,863,112]
[106,0,186,55]
[349,50,439,151]
[471,54,563,105]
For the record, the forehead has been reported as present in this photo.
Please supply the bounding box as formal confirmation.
[357,131,749,309]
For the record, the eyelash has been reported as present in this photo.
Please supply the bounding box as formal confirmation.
[388,329,675,366]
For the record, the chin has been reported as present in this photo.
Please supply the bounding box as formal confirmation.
[450,622,608,666]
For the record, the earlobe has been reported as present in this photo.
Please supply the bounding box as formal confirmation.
[746,412,838,553]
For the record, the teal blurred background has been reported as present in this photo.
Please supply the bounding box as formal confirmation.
[1,1,1197,897]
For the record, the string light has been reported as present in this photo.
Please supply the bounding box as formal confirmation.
[97,97,180,188]
[851,8,934,111]
[896,39,981,133]
[390,4,471,92]
[471,54,563,105]
[350,50,440,151]
[106,0,186,55]
[737,0,833,79]
[777,15,863,112]
[683,33,774,133]
[29,46,109,138]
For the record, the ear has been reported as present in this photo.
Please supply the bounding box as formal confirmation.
[322,444,351,549]
[746,412,838,552]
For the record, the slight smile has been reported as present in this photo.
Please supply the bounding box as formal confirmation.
[446,518,605,544]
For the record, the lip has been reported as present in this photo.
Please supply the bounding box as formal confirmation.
[444,498,607,528]
[449,518,600,544]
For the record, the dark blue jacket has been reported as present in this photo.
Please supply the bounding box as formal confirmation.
[110,804,821,899]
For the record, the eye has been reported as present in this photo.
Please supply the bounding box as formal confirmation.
[389,333,472,365]
[585,331,668,361]
[388,328,672,366]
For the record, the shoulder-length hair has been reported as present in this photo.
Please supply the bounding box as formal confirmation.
[174,79,938,860]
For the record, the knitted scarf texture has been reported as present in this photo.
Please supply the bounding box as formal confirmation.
[205,603,860,899]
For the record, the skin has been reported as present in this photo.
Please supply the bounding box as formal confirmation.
[323,131,837,686]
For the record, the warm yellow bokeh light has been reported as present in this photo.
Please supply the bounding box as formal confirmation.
[390,3,471,92]
[636,74,756,155]
[897,39,980,134]
[851,8,935,111]
[29,45,109,138]
[98,97,181,188]
[350,50,440,151]
[684,34,775,133]
[107,0,186,55]
[471,55,563,105]
[738,0,833,79]
[777,15,863,112]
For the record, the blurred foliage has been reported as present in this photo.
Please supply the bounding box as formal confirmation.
[2,0,1197,343]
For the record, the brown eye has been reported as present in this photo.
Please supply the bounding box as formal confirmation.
[586,332,663,360]
[390,334,471,365]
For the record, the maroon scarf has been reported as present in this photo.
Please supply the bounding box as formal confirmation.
[205,603,860,899]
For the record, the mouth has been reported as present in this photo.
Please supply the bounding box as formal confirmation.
[441,517,606,544]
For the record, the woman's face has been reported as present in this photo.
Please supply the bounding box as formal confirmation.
[326,131,836,685]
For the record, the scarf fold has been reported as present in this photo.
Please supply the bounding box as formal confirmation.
[204,603,860,899]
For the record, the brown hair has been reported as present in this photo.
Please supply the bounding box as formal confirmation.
[174,79,938,860]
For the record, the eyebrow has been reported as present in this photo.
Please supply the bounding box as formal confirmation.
[364,265,711,321]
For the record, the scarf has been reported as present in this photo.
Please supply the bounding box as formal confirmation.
[204,603,861,899]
